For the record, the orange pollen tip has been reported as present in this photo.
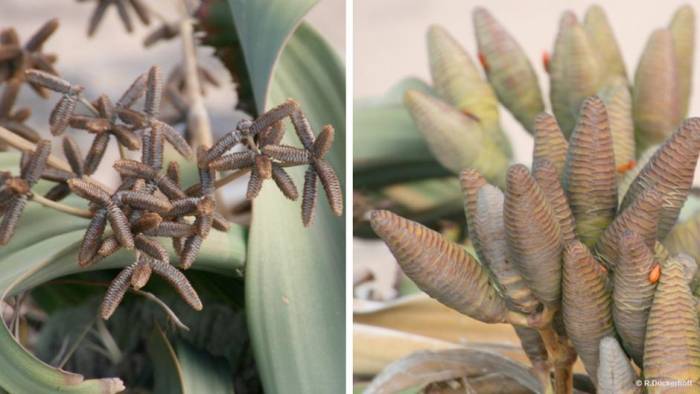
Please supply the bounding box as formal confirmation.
[616,160,636,174]
[478,52,489,72]
[649,264,661,284]
[542,51,551,73]
[461,110,480,122]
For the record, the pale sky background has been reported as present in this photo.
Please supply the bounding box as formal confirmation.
[354,0,700,167]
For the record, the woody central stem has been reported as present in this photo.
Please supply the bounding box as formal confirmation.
[538,324,576,394]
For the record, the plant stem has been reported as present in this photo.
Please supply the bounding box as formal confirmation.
[140,1,169,23]
[215,168,251,189]
[178,0,212,148]
[79,96,100,116]
[118,143,128,160]
[185,168,251,196]
[46,279,190,332]
[0,126,114,191]
[57,318,95,368]
[0,126,72,173]
[30,193,93,218]
[132,288,189,331]
[538,325,576,394]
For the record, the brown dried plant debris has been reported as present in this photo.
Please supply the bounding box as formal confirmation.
[159,64,221,128]
[118,66,194,162]
[0,19,60,96]
[29,66,192,177]
[210,120,299,200]
[203,99,343,227]
[68,177,136,251]
[80,0,152,38]
[166,63,220,96]
[177,147,219,269]
[143,21,180,48]
[100,254,202,320]
[33,136,87,201]
[0,140,51,245]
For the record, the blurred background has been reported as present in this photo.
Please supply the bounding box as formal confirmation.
[353,0,700,388]
[355,0,699,166]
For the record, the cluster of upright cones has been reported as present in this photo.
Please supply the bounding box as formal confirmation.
[371,5,700,393]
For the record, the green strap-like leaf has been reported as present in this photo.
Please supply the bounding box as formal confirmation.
[226,0,316,112]
[148,325,235,394]
[0,231,124,394]
[354,78,448,188]
[246,23,345,393]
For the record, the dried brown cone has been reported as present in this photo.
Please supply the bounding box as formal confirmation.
[78,209,108,266]
[301,167,318,226]
[130,255,152,290]
[595,188,662,270]
[621,117,700,240]
[144,22,179,48]
[100,257,202,320]
[563,96,618,247]
[370,210,508,323]
[532,112,568,177]
[311,160,343,218]
[562,240,614,385]
[643,257,700,389]
[504,164,563,308]
[67,178,134,250]
[0,20,59,94]
[613,231,658,367]
[474,184,540,314]
[149,258,202,310]
[85,0,151,37]
[0,140,51,244]
[532,159,576,244]
[100,263,134,319]
[597,337,642,394]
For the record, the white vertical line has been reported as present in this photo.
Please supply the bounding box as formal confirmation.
[345,0,354,391]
